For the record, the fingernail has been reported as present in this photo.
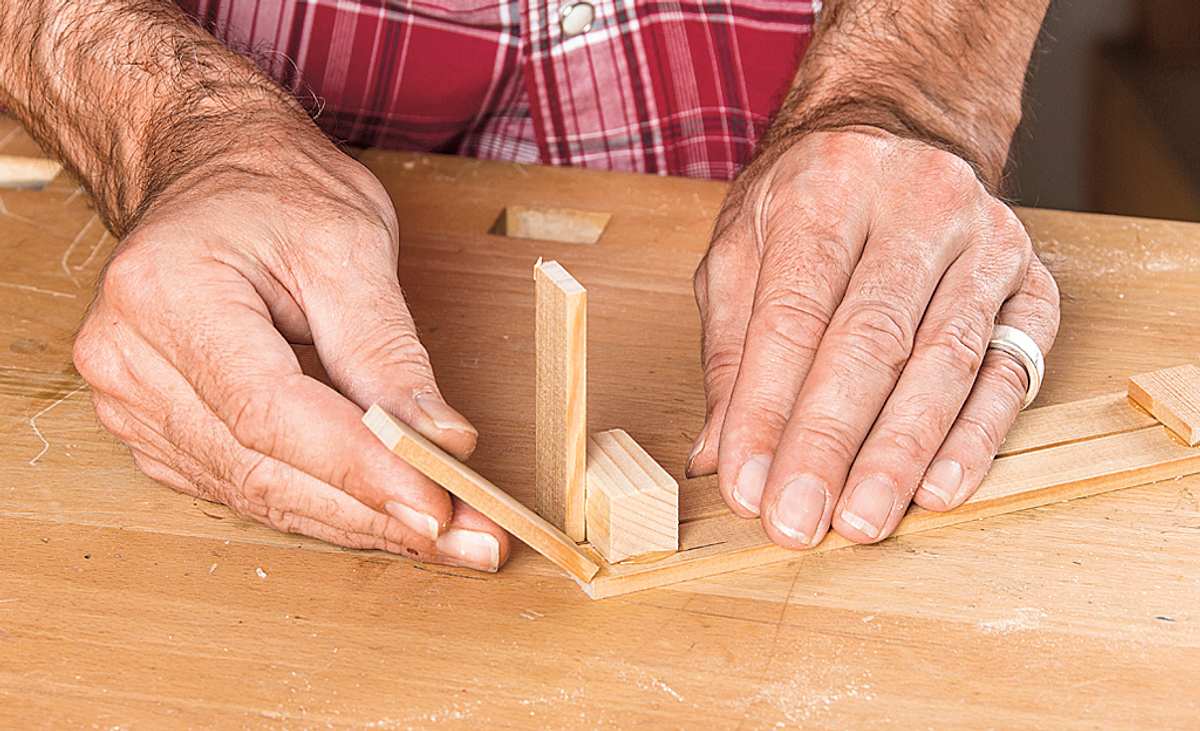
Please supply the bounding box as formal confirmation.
[841,474,897,540]
[414,392,477,436]
[685,430,707,477]
[921,459,963,507]
[436,528,501,572]
[385,501,441,540]
[732,453,772,515]
[769,474,828,544]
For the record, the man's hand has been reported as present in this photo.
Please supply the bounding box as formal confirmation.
[1,1,507,569]
[71,141,510,570]
[689,128,1059,547]
[687,0,1059,548]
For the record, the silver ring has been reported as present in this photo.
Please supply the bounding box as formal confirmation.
[987,324,1044,409]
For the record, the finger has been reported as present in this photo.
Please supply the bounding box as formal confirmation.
[760,218,972,549]
[435,498,512,572]
[715,198,869,517]
[687,221,759,478]
[102,390,503,571]
[832,214,1030,542]
[296,231,478,460]
[913,258,1060,512]
[92,271,458,537]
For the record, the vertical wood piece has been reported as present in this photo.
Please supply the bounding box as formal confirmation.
[586,429,678,563]
[534,259,587,541]
[362,405,599,583]
[1128,364,1200,446]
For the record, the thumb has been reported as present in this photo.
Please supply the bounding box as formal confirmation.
[302,267,479,461]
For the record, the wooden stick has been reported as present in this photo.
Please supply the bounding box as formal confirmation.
[534,259,587,541]
[363,405,599,583]
[1128,364,1200,446]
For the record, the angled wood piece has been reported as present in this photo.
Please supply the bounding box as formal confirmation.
[363,405,599,583]
[534,259,588,541]
[586,429,678,563]
[1128,363,1200,446]
[581,386,1200,599]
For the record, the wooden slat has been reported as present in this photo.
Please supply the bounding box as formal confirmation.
[585,424,1200,599]
[999,391,1158,455]
[534,259,588,541]
[363,404,599,583]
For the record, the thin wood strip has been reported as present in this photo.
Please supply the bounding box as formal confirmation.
[584,425,1200,598]
[534,259,588,541]
[998,391,1158,456]
[363,405,600,583]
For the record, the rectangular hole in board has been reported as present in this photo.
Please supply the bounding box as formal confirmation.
[489,205,611,245]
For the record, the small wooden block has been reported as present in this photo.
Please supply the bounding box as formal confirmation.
[363,404,600,583]
[1128,364,1200,446]
[585,429,678,564]
[534,259,587,541]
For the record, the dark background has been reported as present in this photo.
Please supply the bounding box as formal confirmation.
[1011,0,1200,221]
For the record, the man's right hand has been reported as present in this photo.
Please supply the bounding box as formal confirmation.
[72,138,511,572]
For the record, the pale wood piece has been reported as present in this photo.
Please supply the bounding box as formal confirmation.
[362,404,599,583]
[584,397,1200,599]
[5,141,1200,728]
[534,259,588,541]
[585,429,678,563]
[0,154,61,189]
[1128,363,1200,446]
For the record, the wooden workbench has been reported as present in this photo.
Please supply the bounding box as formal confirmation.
[1,117,1198,728]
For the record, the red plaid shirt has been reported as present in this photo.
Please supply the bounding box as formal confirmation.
[178,1,816,180]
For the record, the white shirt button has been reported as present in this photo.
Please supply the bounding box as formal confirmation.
[560,2,595,38]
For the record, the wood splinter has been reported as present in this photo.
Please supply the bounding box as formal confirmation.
[586,429,678,564]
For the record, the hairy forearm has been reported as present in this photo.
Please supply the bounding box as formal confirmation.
[766,0,1050,187]
[0,1,322,235]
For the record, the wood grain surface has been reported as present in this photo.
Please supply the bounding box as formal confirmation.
[1,115,1198,727]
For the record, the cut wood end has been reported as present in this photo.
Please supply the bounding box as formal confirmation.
[361,404,402,450]
[1127,364,1200,446]
[534,259,585,295]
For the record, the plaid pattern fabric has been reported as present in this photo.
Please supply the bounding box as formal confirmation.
[178,1,816,180]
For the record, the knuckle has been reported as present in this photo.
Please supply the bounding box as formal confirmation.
[955,411,1006,456]
[875,398,950,459]
[921,313,989,374]
[232,452,274,504]
[792,414,859,461]
[836,303,914,377]
[92,397,132,441]
[330,318,433,382]
[751,290,832,361]
[984,200,1029,245]
[99,246,155,312]
[224,382,287,454]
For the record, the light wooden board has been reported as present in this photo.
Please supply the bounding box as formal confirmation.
[3,126,1200,727]
[534,259,588,540]
[363,404,599,582]
[584,390,1200,598]
[1129,363,1200,445]
[585,428,678,563]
